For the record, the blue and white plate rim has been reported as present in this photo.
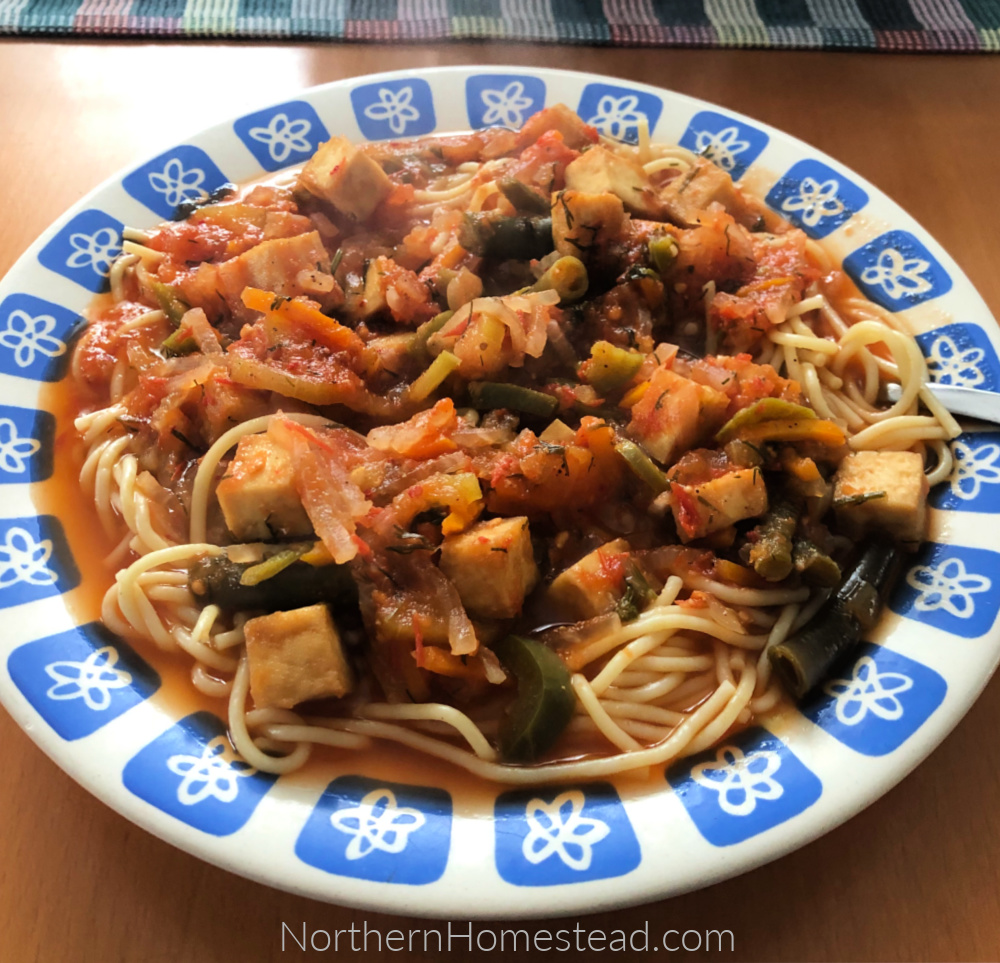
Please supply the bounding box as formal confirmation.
[0,65,998,919]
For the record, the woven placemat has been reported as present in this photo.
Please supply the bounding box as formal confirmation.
[1,0,997,50]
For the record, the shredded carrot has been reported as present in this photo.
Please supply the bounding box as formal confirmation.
[417,646,488,680]
[241,287,363,353]
[738,276,795,294]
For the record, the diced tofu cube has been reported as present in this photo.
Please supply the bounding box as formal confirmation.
[669,469,769,542]
[216,434,312,541]
[627,364,729,465]
[658,158,764,229]
[565,146,661,218]
[551,190,626,260]
[298,136,392,221]
[833,451,928,544]
[516,103,599,150]
[244,604,354,710]
[439,516,539,619]
[209,231,341,322]
[546,538,630,621]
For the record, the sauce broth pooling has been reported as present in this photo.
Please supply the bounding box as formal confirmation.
[61,105,950,783]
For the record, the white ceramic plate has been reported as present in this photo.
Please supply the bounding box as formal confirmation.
[1,66,999,919]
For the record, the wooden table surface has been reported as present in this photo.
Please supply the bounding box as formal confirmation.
[1,40,999,963]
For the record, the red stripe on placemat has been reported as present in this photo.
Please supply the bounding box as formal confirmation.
[609,23,720,45]
[73,0,134,32]
[875,27,936,47]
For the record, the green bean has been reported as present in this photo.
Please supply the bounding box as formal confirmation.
[498,177,551,215]
[769,542,900,699]
[528,256,589,302]
[459,213,554,260]
[792,539,842,587]
[747,502,797,581]
[468,382,559,417]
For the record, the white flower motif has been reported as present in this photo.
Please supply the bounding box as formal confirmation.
[693,126,751,172]
[166,735,256,806]
[691,745,783,816]
[905,557,991,619]
[147,158,208,208]
[248,112,313,164]
[823,655,913,726]
[585,94,646,141]
[780,177,845,228]
[521,790,610,871]
[44,645,132,711]
[925,334,985,388]
[0,418,40,474]
[0,309,68,369]
[363,86,421,136]
[330,788,426,860]
[0,526,57,588]
[65,227,120,277]
[949,439,1000,500]
[860,247,932,301]
[480,81,534,128]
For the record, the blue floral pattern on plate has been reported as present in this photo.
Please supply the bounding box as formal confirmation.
[915,323,1000,393]
[802,643,947,756]
[123,711,275,836]
[931,431,1000,512]
[296,775,452,884]
[0,515,78,609]
[234,101,330,172]
[765,159,869,238]
[466,74,546,130]
[8,621,160,740]
[122,145,231,221]
[844,230,952,311]
[0,405,53,482]
[890,542,1000,638]
[494,783,640,886]
[678,111,769,181]
[351,78,436,140]
[667,728,822,846]
[576,83,663,144]
[37,209,123,292]
[0,294,79,382]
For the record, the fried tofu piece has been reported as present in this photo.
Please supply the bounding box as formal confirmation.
[245,604,354,710]
[627,364,729,465]
[551,190,627,261]
[439,516,539,619]
[216,434,312,541]
[658,158,765,229]
[546,538,630,621]
[515,103,599,150]
[833,450,928,545]
[564,145,661,218]
[669,468,769,543]
[298,136,392,221]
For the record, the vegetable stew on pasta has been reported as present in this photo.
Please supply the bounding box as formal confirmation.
[63,105,954,783]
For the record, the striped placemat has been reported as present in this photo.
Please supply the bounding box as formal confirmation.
[1,0,998,50]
